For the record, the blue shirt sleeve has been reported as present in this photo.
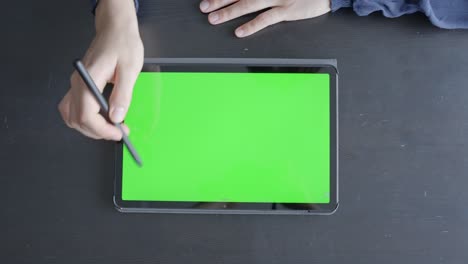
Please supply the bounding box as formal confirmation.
[332,0,468,29]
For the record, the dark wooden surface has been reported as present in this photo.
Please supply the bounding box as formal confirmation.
[2,0,468,263]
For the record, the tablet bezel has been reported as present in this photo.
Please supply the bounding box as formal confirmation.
[114,58,339,214]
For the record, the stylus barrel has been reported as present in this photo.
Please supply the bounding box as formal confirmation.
[73,59,143,167]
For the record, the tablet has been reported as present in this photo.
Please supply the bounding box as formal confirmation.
[114,58,338,214]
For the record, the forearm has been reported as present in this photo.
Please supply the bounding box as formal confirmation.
[331,0,468,29]
[91,0,139,15]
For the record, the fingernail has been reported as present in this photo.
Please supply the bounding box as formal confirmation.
[200,1,209,11]
[209,13,219,23]
[111,107,125,123]
[235,28,245,37]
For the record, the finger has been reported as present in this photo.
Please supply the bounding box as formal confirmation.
[208,0,273,25]
[58,93,72,127]
[70,61,119,139]
[121,123,130,135]
[73,125,101,140]
[78,113,124,141]
[84,60,113,92]
[75,59,112,117]
[200,0,237,13]
[70,64,109,117]
[235,7,285,38]
[109,63,140,123]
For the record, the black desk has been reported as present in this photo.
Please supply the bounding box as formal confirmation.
[2,0,468,263]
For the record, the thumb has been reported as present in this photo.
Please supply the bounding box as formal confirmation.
[109,65,139,123]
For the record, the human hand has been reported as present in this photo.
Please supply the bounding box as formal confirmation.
[58,0,143,140]
[199,0,331,38]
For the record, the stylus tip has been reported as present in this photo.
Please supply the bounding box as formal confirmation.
[135,157,143,167]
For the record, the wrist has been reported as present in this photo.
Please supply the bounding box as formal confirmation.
[97,0,135,11]
[95,0,138,34]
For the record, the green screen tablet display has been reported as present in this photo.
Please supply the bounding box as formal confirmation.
[122,72,330,203]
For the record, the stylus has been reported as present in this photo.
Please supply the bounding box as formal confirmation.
[73,59,143,167]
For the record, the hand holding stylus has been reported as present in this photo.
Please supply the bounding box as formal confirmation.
[58,0,143,140]
[73,60,143,166]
